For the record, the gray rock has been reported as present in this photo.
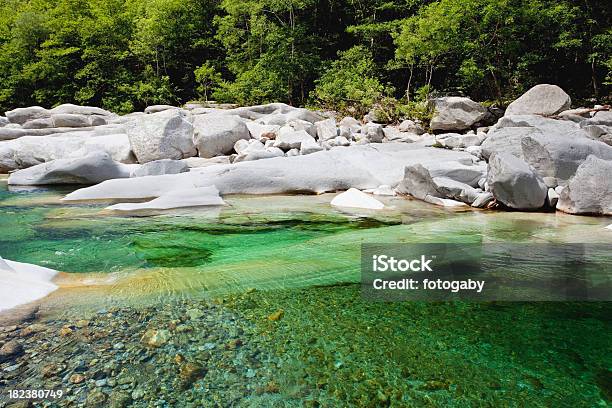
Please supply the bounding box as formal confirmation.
[520,132,612,181]
[49,104,113,116]
[315,118,338,141]
[127,109,196,163]
[435,133,485,149]
[300,138,324,155]
[8,152,132,185]
[0,340,24,363]
[53,114,98,128]
[486,152,547,210]
[282,119,317,138]
[286,148,300,157]
[131,159,189,177]
[63,143,477,201]
[5,106,50,124]
[0,116,8,127]
[144,105,177,114]
[542,177,558,188]
[192,114,249,159]
[359,123,384,143]
[504,84,571,116]
[578,110,612,129]
[398,119,425,135]
[429,97,488,131]
[273,130,314,150]
[396,164,478,204]
[245,122,279,140]
[557,155,612,215]
[471,192,495,208]
[0,133,134,172]
[234,147,284,163]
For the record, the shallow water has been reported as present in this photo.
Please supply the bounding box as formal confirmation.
[1,180,611,406]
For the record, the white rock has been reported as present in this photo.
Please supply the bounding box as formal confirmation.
[487,152,548,210]
[0,256,58,312]
[300,138,324,155]
[182,156,231,168]
[398,119,425,135]
[126,109,196,163]
[423,195,467,207]
[49,104,113,116]
[315,118,338,141]
[331,188,384,210]
[245,122,279,140]
[234,139,251,155]
[359,123,384,143]
[471,192,494,208]
[63,143,477,201]
[0,133,135,172]
[367,185,396,196]
[192,114,250,159]
[5,106,50,124]
[557,155,612,215]
[605,224,612,230]
[106,186,225,212]
[505,84,571,116]
[131,159,189,177]
[274,130,314,150]
[547,188,559,208]
[429,97,488,131]
[144,105,177,114]
[8,152,132,185]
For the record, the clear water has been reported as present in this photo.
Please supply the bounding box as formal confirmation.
[1,179,611,406]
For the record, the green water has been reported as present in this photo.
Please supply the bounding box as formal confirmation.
[1,180,611,406]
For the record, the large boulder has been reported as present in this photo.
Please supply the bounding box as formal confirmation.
[486,152,547,210]
[504,84,571,116]
[0,133,134,173]
[481,115,591,160]
[5,106,50,125]
[106,186,225,213]
[192,115,249,158]
[131,159,189,177]
[521,133,612,182]
[7,152,132,185]
[396,164,479,204]
[557,155,612,215]
[49,104,112,117]
[245,122,279,140]
[273,130,315,150]
[126,109,196,163]
[63,143,476,201]
[429,97,488,131]
[315,118,338,141]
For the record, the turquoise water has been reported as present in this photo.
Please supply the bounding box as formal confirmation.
[1,179,612,406]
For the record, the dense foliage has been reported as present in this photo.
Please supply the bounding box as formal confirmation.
[0,0,609,113]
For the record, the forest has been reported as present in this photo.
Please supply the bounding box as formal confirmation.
[0,0,610,115]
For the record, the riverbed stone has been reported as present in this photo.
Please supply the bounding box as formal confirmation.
[8,152,133,185]
[486,152,547,210]
[127,109,196,163]
[504,84,571,117]
[315,118,338,141]
[331,188,384,210]
[131,159,189,177]
[429,97,488,131]
[557,155,612,215]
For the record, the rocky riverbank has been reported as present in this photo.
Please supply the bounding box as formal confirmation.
[1,84,610,215]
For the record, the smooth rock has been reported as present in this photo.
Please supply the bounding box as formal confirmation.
[359,123,384,143]
[245,122,279,140]
[50,104,113,116]
[557,155,612,215]
[486,152,547,210]
[5,106,50,124]
[0,257,58,313]
[471,192,494,208]
[144,105,177,114]
[127,109,196,163]
[436,133,485,149]
[331,188,384,210]
[63,143,477,201]
[300,138,324,155]
[429,97,488,131]
[315,118,338,141]
[273,130,314,150]
[131,159,189,177]
[505,84,571,116]
[107,186,225,212]
[8,152,132,185]
[398,119,425,135]
[520,132,612,181]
